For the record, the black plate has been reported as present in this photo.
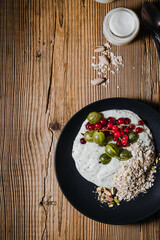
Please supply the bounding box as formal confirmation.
[55,98,160,224]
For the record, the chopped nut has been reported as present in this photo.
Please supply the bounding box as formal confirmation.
[110,187,117,195]
[101,82,106,87]
[156,157,159,165]
[91,42,123,87]
[108,203,114,207]
[111,70,115,74]
[96,186,103,193]
[99,55,109,65]
[108,201,114,205]
[105,195,114,202]
[91,78,105,86]
[114,197,120,205]
[103,42,111,49]
[94,46,105,53]
[104,189,112,196]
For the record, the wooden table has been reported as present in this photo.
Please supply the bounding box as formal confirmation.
[1,0,160,239]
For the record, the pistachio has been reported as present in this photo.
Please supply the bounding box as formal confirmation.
[99,55,109,65]
[108,203,114,207]
[104,189,112,196]
[102,193,105,197]
[91,78,105,86]
[105,195,114,202]
[94,46,105,53]
[96,186,103,193]
[156,157,159,165]
[114,197,120,205]
[108,201,114,205]
[110,187,117,195]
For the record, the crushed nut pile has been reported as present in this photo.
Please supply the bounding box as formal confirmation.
[96,186,120,207]
[91,42,124,87]
[114,143,156,201]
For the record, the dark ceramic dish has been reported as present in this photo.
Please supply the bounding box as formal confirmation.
[55,98,160,224]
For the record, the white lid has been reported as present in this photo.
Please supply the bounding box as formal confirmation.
[103,7,140,45]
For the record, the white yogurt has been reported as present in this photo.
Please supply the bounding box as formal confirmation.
[109,11,135,37]
[103,7,140,45]
[72,110,154,188]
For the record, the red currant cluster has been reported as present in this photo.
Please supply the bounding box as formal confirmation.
[83,117,144,147]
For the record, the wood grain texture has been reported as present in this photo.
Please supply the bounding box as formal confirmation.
[1,0,160,239]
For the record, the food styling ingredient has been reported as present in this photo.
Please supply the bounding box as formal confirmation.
[84,131,95,142]
[80,138,86,144]
[94,46,105,52]
[105,143,120,158]
[109,10,135,37]
[99,154,111,164]
[93,131,105,145]
[96,186,119,207]
[136,127,143,133]
[91,78,106,85]
[115,143,156,201]
[128,131,139,143]
[87,111,102,124]
[118,149,132,161]
[91,42,124,87]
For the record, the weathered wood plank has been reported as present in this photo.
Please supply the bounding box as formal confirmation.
[1,0,160,239]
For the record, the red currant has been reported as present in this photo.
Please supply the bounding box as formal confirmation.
[117,118,124,125]
[102,126,107,130]
[107,123,113,129]
[80,138,86,144]
[129,124,135,130]
[114,131,121,138]
[85,122,90,130]
[109,131,114,135]
[112,125,119,131]
[122,135,128,140]
[124,127,129,133]
[122,139,128,145]
[136,127,143,133]
[122,139,129,147]
[94,122,102,130]
[113,136,118,141]
[124,118,131,124]
[121,131,125,135]
[100,118,108,125]
[88,124,95,130]
[107,117,115,123]
[138,120,144,125]
[115,120,119,125]
[116,141,122,147]
[123,142,129,147]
